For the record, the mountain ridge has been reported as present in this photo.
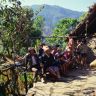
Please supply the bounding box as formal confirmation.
[31,4,83,35]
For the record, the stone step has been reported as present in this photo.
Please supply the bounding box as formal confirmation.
[27,69,96,96]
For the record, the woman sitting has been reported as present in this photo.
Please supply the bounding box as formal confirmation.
[63,48,73,72]
[56,54,67,76]
[76,40,82,64]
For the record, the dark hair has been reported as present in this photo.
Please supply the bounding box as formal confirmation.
[77,39,81,42]
[40,43,45,47]
[58,53,64,58]
[55,44,60,47]
[82,39,86,44]
[28,47,36,53]
[69,33,73,37]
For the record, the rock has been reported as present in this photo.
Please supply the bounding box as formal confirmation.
[27,69,96,96]
[90,59,96,68]
[87,36,96,63]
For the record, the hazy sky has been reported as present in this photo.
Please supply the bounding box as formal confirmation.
[20,0,96,11]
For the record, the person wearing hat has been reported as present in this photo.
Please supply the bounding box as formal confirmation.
[24,47,40,82]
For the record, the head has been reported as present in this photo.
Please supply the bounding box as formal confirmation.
[53,44,60,51]
[58,54,64,61]
[66,48,71,55]
[39,43,45,48]
[82,39,87,44]
[57,47,62,53]
[55,44,60,48]
[28,47,36,55]
[43,46,51,55]
[77,39,81,45]
[69,34,73,39]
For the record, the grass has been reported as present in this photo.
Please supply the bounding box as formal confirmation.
[0,40,3,53]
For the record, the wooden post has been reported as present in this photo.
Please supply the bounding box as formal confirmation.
[24,72,28,94]
[85,20,89,37]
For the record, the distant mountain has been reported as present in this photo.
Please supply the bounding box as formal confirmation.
[31,5,83,35]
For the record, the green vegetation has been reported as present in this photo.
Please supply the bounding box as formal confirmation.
[0,1,44,95]
[0,0,86,55]
[0,0,44,56]
[46,18,78,49]
[46,12,87,49]
[32,5,83,35]
[78,12,88,21]
[0,40,3,53]
[0,1,88,95]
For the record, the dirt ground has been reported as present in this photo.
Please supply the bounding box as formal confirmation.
[27,68,96,96]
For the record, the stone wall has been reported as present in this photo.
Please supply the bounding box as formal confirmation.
[87,34,96,63]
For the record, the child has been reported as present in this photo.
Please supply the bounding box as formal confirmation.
[80,39,88,68]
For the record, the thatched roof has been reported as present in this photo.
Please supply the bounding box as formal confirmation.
[71,4,96,38]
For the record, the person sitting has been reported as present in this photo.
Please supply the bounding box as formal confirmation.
[51,45,60,58]
[54,47,62,60]
[57,54,67,76]
[24,47,40,82]
[40,46,61,82]
[63,48,73,72]
[38,43,45,57]
[80,39,88,68]
[75,39,82,67]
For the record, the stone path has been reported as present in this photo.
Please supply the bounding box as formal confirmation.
[27,69,96,96]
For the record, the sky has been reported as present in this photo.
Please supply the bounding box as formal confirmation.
[20,0,96,12]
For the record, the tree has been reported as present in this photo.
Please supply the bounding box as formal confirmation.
[46,18,78,49]
[0,1,44,56]
[33,16,44,31]
[78,12,88,21]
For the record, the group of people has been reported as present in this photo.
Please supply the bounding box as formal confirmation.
[15,34,88,83]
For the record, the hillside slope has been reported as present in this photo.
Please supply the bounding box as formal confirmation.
[32,5,83,35]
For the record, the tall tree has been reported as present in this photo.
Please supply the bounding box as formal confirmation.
[0,0,43,56]
[46,18,78,49]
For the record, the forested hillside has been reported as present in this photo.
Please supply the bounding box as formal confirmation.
[31,5,83,35]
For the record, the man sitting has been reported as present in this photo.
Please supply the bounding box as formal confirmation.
[24,47,40,82]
